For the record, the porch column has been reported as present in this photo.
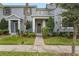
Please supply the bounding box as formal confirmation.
[18,19,20,31]
[33,17,35,32]
[8,20,11,34]
[42,20,46,28]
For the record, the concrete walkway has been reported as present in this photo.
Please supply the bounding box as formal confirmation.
[0,34,79,54]
[34,33,44,46]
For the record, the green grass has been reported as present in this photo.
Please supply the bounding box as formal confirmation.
[0,51,78,56]
[0,35,35,45]
[0,52,58,56]
[44,36,79,45]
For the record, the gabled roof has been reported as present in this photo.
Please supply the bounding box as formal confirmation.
[6,14,21,19]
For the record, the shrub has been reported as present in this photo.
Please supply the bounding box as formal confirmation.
[27,32,35,37]
[42,27,49,38]
[0,29,9,35]
[52,32,59,36]
[0,30,3,35]
[0,18,8,30]
[22,32,35,37]
[22,32,28,37]
[47,16,54,34]
[51,32,73,38]
[24,20,32,30]
[59,32,73,37]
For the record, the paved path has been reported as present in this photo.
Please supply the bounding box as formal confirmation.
[34,33,44,46]
[0,34,79,54]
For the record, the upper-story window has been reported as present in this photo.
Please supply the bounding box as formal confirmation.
[3,7,11,16]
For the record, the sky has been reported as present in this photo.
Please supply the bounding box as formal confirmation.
[3,3,46,8]
[29,3,46,8]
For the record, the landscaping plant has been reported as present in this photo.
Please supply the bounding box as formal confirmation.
[47,16,54,36]
[0,18,9,35]
[42,27,49,38]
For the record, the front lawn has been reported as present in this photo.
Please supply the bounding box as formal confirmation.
[44,36,79,45]
[0,35,35,45]
[0,51,65,56]
[0,51,78,56]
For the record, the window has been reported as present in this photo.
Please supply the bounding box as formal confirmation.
[3,7,11,16]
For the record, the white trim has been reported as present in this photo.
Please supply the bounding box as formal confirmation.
[42,20,46,28]
[33,17,35,32]
[6,14,21,19]
[8,20,11,34]
[34,17,49,19]
[18,19,20,31]
[8,19,20,21]
[8,19,20,35]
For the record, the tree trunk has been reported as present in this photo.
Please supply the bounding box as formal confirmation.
[24,3,28,32]
[72,24,77,56]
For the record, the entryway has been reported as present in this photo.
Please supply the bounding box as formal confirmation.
[11,20,18,34]
[32,17,48,33]
[7,15,21,35]
[35,19,48,33]
[35,19,42,33]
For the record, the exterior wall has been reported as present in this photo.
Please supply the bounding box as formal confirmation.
[0,8,4,20]
[31,8,49,16]
[0,7,24,20]
[11,8,24,19]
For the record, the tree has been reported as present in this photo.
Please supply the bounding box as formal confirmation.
[47,16,54,35]
[24,3,29,31]
[0,18,8,30]
[25,20,31,30]
[59,3,79,55]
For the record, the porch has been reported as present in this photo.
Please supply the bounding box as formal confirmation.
[7,15,23,35]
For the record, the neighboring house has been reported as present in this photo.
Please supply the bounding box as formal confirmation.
[0,3,74,35]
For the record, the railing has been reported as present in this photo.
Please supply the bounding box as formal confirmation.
[32,10,49,16]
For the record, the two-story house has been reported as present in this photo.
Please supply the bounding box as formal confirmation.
[0,3,74,35]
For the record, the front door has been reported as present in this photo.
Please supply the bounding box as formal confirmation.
[37,23,41,33]
[11,20,18,34]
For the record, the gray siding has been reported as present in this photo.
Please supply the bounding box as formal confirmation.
[11,8,24,19]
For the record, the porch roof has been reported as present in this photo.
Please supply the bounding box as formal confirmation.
[6,14,21,20]
[31,15,54,17]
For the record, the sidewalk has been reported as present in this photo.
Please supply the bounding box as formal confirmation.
[0,45,79,53]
